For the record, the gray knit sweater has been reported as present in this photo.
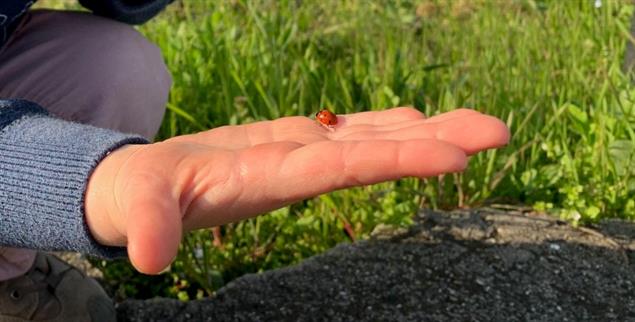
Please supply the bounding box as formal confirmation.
[0,99,149,258]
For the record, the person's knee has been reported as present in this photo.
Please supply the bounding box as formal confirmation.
[91,19,173,103]
[0,10,171,139]
[79,18,172,139]
[34,11,172,139]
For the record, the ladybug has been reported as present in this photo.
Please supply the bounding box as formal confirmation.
[315,109,338,128]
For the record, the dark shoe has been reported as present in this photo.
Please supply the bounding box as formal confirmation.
[0,252,115,321]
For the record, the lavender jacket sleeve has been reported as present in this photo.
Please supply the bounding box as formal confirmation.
[0,99,149,258]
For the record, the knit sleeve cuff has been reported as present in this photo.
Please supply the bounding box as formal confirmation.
[0,100,149,258]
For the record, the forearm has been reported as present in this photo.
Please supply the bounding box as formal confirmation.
[0,99,148,258]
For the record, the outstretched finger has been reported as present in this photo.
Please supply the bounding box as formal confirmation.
[337,107,425,127]
[422,108,481,123]
[274,139,467,195]
[180,139,466,232]
[211,139,467,224]
[332,113,510,155]
[330,108,483,137]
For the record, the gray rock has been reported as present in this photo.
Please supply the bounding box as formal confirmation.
[117,207,635,321]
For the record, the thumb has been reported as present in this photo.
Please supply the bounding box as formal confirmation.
[124,176,182,274]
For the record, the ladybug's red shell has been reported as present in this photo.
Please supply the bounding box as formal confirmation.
[315,109,338,127]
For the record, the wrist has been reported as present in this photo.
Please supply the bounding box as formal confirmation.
[85,144,145,247]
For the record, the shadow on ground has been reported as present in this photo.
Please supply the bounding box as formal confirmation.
[116,207,635,322]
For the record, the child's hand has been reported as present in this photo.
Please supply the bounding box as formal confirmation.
[85,107,510,274]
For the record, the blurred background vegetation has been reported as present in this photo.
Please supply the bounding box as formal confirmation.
[38,0,635,300]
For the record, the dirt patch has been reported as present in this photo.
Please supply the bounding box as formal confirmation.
[116,207,635,321]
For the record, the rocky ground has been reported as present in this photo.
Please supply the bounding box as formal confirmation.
[111,207,635,321]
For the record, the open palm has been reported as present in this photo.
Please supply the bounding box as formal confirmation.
[86,107,510,274]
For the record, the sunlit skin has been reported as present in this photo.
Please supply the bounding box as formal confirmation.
[85,107,510,274]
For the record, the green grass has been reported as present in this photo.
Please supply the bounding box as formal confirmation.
[44,0,635,299]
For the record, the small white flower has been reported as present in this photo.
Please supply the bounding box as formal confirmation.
[594,0,602,8]
[194,247,204,259]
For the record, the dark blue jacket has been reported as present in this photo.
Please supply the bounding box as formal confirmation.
[1,0,174,47]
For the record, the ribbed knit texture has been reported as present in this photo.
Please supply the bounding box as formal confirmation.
[0,99,149,258]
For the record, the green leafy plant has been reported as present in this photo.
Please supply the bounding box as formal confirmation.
[68,0,635,298]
